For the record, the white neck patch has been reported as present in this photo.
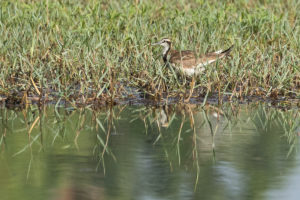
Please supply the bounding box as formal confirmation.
[161,43,170,56]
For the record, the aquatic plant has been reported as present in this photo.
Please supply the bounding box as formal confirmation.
[0,0,299,105]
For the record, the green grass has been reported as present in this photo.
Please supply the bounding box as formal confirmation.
[0,0,299,104]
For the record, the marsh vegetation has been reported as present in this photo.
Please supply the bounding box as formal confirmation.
[1,1,300,199]
[0,0,299,106]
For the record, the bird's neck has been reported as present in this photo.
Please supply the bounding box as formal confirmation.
[162,44,171,63]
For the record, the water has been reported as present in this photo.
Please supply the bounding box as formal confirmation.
[0,103,299,200]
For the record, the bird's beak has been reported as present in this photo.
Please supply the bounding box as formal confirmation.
[151,42,161,46]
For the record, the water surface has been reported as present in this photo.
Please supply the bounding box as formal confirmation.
[0,103,299,200]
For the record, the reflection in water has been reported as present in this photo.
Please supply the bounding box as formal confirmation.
[0,103,299,200]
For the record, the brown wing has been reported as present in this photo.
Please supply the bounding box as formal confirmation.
[198,45,234,65]
[196,53,220,66]
[170,46,233,68]
[170,50,198,69]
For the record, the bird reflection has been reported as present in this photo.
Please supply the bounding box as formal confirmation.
[144,104,228,162]
[156,106,169,128]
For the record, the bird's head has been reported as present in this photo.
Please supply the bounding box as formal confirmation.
[152,38,172,60]
[152,38,172,49]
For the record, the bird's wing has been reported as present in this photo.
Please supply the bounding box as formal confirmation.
[197,45,234,66]
[169,46,233,68]
[169,50,198,67]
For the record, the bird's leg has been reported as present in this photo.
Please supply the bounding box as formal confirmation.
[184,76,195,103]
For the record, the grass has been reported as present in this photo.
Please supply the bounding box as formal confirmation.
[0,0,299,105]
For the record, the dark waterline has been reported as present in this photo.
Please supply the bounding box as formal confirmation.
[0,103,299,200]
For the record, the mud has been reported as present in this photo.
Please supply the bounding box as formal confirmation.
[1,90,299,110]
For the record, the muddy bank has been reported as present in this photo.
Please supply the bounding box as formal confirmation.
[1,90,299,110]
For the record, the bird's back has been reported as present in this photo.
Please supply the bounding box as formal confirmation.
[169,46,233,69]
[169,50,198,69]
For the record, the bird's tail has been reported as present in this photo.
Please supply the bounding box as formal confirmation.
[220,45,234,56]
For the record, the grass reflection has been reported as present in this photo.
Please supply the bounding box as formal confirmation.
[0,103,298,197]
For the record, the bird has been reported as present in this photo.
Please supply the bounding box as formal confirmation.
[152,38,233,102]
[152,38,233,76]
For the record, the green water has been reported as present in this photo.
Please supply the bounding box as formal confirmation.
[0,103,299,200]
